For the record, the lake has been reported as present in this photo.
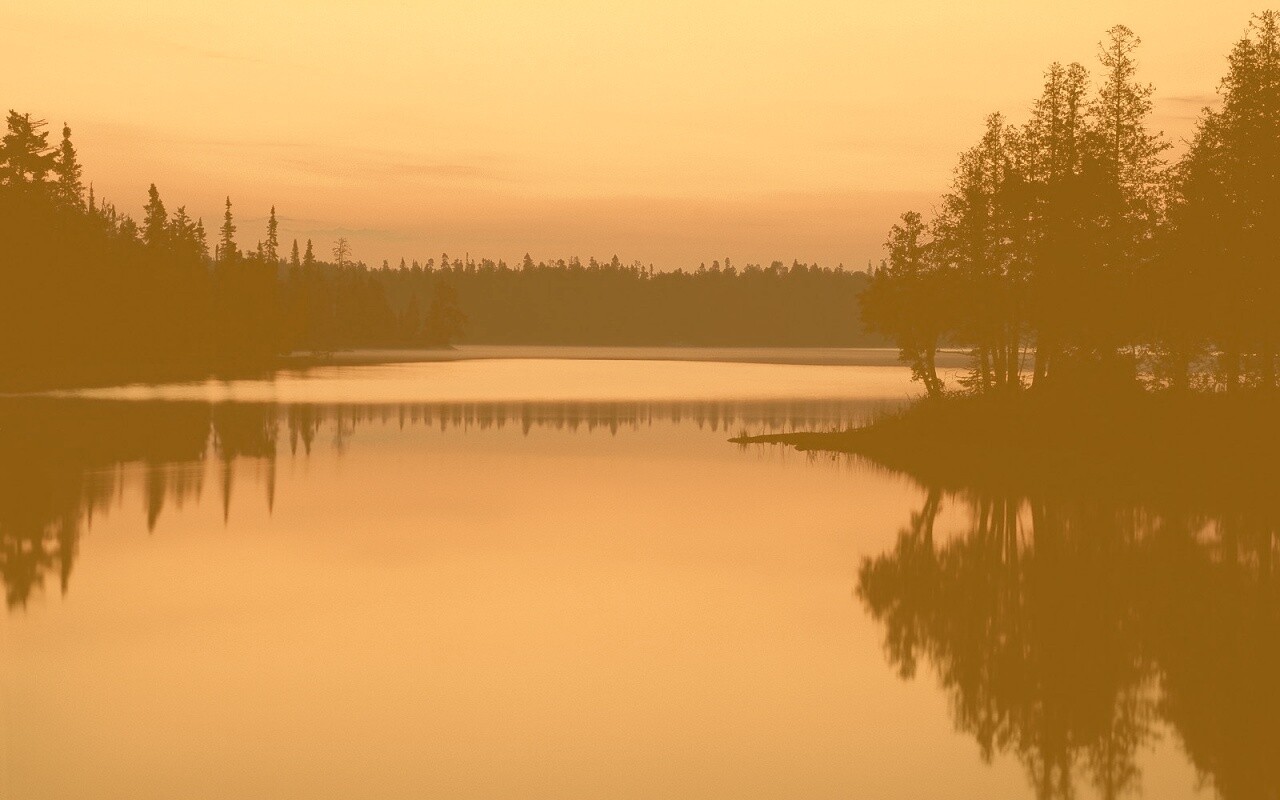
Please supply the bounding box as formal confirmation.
[1,353,1267,799]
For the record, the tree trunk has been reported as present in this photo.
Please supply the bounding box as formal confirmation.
[924,342,942,399]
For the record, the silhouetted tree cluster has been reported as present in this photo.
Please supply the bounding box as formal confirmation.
[863,13,1280,396]
[0,118,464,390]
[367,254,873,346]
[1,112,879,389]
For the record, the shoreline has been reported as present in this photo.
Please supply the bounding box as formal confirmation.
[731,391,1280,504]
[5,346,970,394]
[281,345,975,370]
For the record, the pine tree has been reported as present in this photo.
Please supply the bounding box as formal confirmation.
[168,206,195,248]
[1022,62,1092,385]
[303,239,315,269]
[1065,25,1167,382]
[0,111,55,186]
[264,206,279,263]
[290,239,301,269]
[52,123,84,207]
[1178,11,1280,388]
[932,113,1025,391]
[219,196,237,263]
[143,183,168,247]
[1091,25,1168,222]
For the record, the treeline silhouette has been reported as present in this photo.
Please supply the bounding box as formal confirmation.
[862,13,1280,395]
[860,483,1280,799]
[0,395,876,610]
[0,119,465,391]
[0,117,454,391]
[375,255,873,346]
[0,112,876,390]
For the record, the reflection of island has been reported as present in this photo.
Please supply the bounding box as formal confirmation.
[0,396,878,610]
[859,484,1280,800]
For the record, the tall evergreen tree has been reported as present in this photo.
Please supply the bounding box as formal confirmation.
[1083,25,1169,378]
[932,113,1025,391]
[1090,25,1168,226]
[219,196,237,263]
[52,123,84,207]
[264,205,279,264]
[142,183,168,248]
[1021,62,1092,385]
[1177,11,1280,388]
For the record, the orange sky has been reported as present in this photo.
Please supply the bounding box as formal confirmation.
[6,1,1268,269]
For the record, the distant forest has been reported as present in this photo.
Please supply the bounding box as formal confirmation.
[379,256,871,346]
[863,12,1280,395]
[0,120,873,390]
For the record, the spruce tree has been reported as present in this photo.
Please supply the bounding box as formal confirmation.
[52,123,84,207]
[219,196,237,263]
[143,183,168,247]
[264,206,279,263]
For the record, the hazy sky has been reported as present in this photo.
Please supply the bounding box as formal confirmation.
[7,1,1268,269]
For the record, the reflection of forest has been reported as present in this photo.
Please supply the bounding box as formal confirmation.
[859,484,1280,800]
[0,396,877,610]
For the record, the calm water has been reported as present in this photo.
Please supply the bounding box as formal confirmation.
[1,357,1271,799]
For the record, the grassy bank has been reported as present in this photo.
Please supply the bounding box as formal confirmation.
[732,390,1280,503]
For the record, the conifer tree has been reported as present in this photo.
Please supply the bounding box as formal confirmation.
[52,123,84,207]
[219,196,237,263]
[264,206,279,263]
[861,212,947,397]
[1175,11,1280,388]
[0,111,55,186]
[143,183,168,247]
[1021,62,1091,385]
[168,206,195,249]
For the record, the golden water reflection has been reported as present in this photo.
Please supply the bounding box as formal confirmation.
[860,485,1280,800]
[3,382,1267,799]
[0,396,885,610]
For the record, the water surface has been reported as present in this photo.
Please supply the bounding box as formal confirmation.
[2,357,1263,799]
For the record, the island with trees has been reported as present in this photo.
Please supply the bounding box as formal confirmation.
[737,12,1280,493]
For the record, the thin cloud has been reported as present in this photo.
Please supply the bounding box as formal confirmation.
[277,154,510,183]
